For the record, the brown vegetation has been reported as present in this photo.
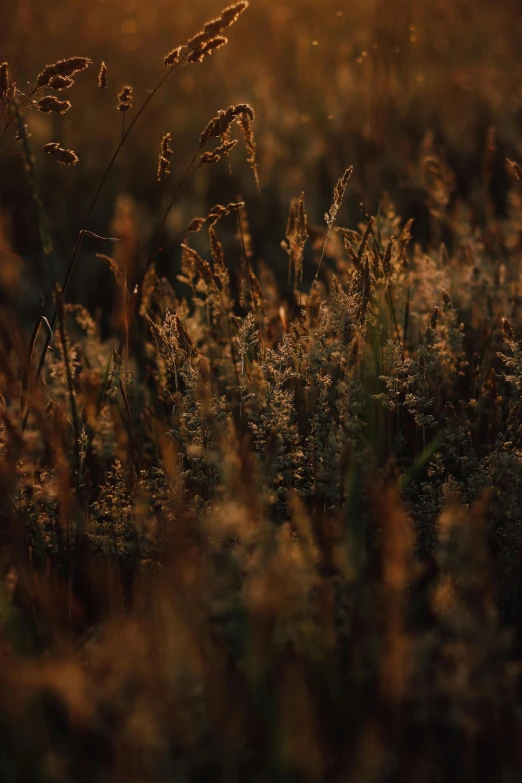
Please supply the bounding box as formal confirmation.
[2,1,522,781]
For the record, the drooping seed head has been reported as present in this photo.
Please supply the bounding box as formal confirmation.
[37,96,72,114]
[43,142,79,165]
[237,110,257,168]
[164,47,183,68]
[200,138,238,166]
[206,201,244,225]
[187,217,207,233]
[37,57,92,88]
[233,103,254,120]
[48,75,75,91]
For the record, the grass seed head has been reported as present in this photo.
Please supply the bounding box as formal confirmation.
[37,57,92,88]
[157,133,173,181]
[219,1,249,27]
[187,217,207,233]
[37,96,72,114]
[325,166,353,228]
[164,47,183,68]
[117,85,133,112]
[200,138,238,165]
[48,75,74,91]
[43,142,79,165]
[98,61,108,89]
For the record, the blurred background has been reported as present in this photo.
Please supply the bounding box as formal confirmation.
[2,0,522,318]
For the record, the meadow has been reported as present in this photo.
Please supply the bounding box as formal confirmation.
[2,0,522,780]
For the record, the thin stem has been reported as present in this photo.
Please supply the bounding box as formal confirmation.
[105,88,123,137]
[158,150,201,235]
[56,285,81,480]
[21,231,119,431]
[85,56,186,224]
[315,227,331,281]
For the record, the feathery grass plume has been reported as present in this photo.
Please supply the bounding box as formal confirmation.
[325,166,353,229]
[42,142,79,166]
[48,75,74,91]
[200,138,238,165]
[37,96,71,115]
[164,47,183,68]
[208,225,225,269]
[199,108,233,146]
[283,192,308,287]
[316,166,353,279]
[199,103,254,147]
[117,86,133,112]
[236,106,259,188]
[157,132,173,181]
[37,57,92,88]
[219,1,249,25]
[206,200,244,225]
[188,2,248,50]
[187,217,207,233]
[98,61,108,89]
[199,1,249,40]
[188,36,229,64]
[180,1,248,65]
[423,155,455,224]
[0,62,10,102]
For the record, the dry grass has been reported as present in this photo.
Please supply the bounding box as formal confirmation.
[2,1,522,781]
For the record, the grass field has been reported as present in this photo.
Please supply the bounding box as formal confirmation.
[2,1,522,781]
